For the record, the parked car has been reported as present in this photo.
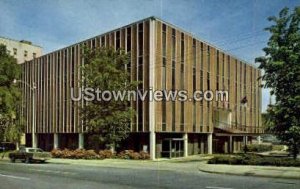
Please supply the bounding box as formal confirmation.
[9,147,51,163]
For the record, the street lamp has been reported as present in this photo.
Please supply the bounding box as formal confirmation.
[13,79,37,148]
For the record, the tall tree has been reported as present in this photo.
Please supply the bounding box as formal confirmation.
[0,44,23,146]
[80,46,137,151]
[256,7,300,159]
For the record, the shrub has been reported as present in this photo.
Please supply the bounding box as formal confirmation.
[50,149,99,159]
[208,154,300,167]
[118,150,150,160]
[85,150,99,159]
[51,148,64,158]
[51,149,150,160]
[99,150,115,159]
[118,150,135,159]
[139,151,150,160]
[272,145,285,151]
[244,144,272,152]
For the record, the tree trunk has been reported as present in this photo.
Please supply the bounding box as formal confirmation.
[110,144,115,153]
[15,141,19,150]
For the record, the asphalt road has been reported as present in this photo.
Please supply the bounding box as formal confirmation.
[0,160,299,189]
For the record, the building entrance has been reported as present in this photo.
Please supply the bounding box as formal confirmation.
[161,138,184,158]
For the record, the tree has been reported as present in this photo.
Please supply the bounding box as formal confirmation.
[256,7,300,159]
[0,44,23,147]
[80,46,137,152]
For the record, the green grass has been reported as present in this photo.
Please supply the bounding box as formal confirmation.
[0,151,13,159]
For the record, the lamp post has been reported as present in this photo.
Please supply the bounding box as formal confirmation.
[13,79,37,148]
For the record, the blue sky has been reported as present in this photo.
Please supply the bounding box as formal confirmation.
[0,0,299,112]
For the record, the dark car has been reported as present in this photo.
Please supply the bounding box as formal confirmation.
[9,147,51,163]
[0,142,16,152]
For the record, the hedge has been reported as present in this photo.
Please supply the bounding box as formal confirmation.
[50,149,150,160]
[208,154,300,167]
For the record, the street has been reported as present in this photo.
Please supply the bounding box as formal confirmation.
[0,160,299,189]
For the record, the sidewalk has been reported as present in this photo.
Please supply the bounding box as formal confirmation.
[198,162,300,179]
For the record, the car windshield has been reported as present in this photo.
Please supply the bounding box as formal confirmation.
[27,148,44,152]
[35,148,44,152]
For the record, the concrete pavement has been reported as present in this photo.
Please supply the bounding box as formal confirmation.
[1,154,300,180]
[1,158,300,189]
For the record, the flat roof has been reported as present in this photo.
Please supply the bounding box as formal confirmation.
[0,36,43,48]
[25,16,259,68]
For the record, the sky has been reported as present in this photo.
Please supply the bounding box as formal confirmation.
[0,0,299,112]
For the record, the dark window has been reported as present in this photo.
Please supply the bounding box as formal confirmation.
[126,27,131,52]
[193,39,196,68]
[217,51,219,76]
[101,36,105,47]
[181,33,184,63]
[138,101,143,131]
[138,23,143,56]
[207,46,210,72]
[13,48,17,56]
[180,64,184,89]
[200,43,204,70]
[172,28,176,60]
[92,38,96,49]
[116,30,120,50]
[172,101,175,131]
[193,68,196,92]
[172,61,175,90]
[193,102,196,132]
[162,101,166,131]
[126,27,131,74]
[162,24,167,57]
[180,102,184,131]
[162,58,166,89]
[207,73,210,90]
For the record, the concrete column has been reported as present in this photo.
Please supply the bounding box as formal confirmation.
[243,136,248,145]
[149,132,156,160]
[32,133,38,148]
[183,133,188,157]
[229,136,233,153]
[149,19,156,160]
[78,133,84,149]
[224,141,228,153]
[207,133,213,154]
[54,133,59,149]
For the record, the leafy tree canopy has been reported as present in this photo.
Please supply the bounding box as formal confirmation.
[256,7,300,159]
[0,44,22,143]
[80,46,137,151]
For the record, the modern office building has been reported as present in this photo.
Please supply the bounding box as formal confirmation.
[21,17,262,159]
[0,36,43,64]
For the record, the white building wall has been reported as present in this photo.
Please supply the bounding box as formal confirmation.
[0,37,42,64]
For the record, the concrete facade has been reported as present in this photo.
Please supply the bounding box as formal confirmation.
[0,36,42,64]
[21,17,263,158]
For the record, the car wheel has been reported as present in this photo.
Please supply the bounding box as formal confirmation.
[25,157,31,164]
[10,157,15,163]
